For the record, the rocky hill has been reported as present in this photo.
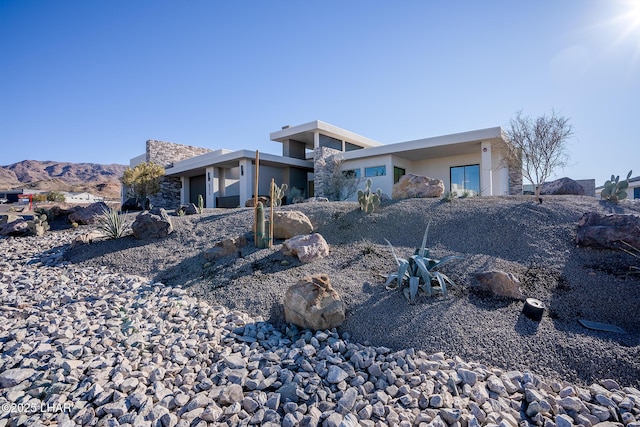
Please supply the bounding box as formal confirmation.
[0,160,128,200]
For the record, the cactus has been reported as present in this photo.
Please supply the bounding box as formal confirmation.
[357,179,382,214]
[601,170,632,202]
[272,183,288,207]
[197,194,204,214]
[256,202,266,248]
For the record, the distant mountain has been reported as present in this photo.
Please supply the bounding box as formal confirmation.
[0,160,128,200]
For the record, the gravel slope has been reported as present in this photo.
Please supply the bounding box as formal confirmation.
[64,196,640,387]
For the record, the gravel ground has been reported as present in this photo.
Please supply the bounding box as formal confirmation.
[64,196,640,388]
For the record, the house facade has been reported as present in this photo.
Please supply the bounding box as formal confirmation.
[127,120,521,209]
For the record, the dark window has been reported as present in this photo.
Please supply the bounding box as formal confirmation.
[365,166,386,177]
[634,187,640,199]
[345,142,363,151]
[342,169,361,179]
[393,167,405,184]
[450,164,480,195]
[319,134,342,150]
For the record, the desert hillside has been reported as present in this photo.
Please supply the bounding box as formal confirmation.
[0,160,127,200]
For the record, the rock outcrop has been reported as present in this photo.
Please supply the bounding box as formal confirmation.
[68,202,109,225]
[471,270,526,300]
[131,208,173,239]
[541,177,585,195]
[273,211,313,239]
[576,212,640,249]
[392,173,445,199]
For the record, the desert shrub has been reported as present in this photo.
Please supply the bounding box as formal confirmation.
[47,191,65,202]
[441,191,456,202]
[96,206,132,239]
[601,170,632,202]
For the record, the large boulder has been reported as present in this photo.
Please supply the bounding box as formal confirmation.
[121,197,148,211]
[575,212,640,249]
[541,177,585,195]
[470,271,525,300]
[282,233,330,263]
[392,173,445,199]
[68,202,109,225]
[284,274,346,330]
[132,208,173,239]
[204,235,247,259]
[0,219,30,237]
[273,211,313,239]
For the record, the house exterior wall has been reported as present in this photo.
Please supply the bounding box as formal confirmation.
[341,155,394,199]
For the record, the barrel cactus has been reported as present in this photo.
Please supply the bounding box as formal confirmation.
[601,170,632,202]
[357,179,382,214]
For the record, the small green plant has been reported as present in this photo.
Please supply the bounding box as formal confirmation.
[460,190,472,198]
[357,179,382,214]
[197,194,204,214]
[272,183,288,207]
[288,186,304,204]
[601,170,632,202]
[97,206,132,239]
[442,191,456,202]
[176,208,185,216]
[361,238,375,255]
[385,223,463,303]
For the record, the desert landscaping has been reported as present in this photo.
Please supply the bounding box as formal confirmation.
[1,194,639,426]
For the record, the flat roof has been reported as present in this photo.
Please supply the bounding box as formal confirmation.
[340,126,506,161]
[270,120,383,150]
[164,149,313,177]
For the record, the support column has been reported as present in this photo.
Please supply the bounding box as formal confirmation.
[218,167,226,197]
[206,167,215,208]
[313,132,320,149]
[481,141,493,196]
[180,177,188,205]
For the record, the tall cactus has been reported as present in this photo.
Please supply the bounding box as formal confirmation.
[197,194,204,214]
[256,202,266,248]
[601,170,632,202]
[357,179,382,214]
[272,183,288,207]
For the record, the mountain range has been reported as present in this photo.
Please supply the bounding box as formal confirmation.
[0,160,128,200]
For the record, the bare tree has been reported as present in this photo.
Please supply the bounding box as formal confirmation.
[324,155,362,201]
[504,110,573,200]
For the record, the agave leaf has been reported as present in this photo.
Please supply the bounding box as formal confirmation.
[409,276,420,303]
[413,256,433,283]
[419,222,430,257]
[385,273,399,289]
[431,255,465,270]
[384,239,401,266]
[397,259,410,285]
[433,272,448,297]
[403,287,412,303]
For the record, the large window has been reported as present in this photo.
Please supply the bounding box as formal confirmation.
[450,164,480,195]
[319,134,342,150]
[365,166,386,177]
[342,169,361,179]
[393,167,405,184]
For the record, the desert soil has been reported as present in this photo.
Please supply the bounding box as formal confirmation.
[63,195,640,388]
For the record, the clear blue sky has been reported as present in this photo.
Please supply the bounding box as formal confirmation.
[1,0,638,185]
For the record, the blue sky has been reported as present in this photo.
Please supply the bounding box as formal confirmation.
[1,1,638,185]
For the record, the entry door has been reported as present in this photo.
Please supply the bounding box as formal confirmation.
[190,175,206,205]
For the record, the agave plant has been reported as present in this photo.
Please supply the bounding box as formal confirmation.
[97,206,133,239]
[621,241,640,274]
[385,223,463,303]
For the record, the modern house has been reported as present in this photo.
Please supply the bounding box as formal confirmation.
[127,120,521,209]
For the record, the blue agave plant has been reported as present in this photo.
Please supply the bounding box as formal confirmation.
[385,223,463,303]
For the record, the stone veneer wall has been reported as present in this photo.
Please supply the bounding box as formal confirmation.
[146,140,213,209]
[508,162,523,196]
[313,146,342,198]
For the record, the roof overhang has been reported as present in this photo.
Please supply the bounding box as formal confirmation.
[270,120,383,150]
[340,127,506,161]
[164,150,313,178]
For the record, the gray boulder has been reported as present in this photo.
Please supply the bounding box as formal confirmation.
[284,274,346,331]
[68,202,109,225]
[281,233,329,263]
[575,212,640,249]
[470,270,525,300]
[541,177,585,195]
[392,173,445,199]
[273,211,313,239]
[0,219,30,237]
[132,209,173,239]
